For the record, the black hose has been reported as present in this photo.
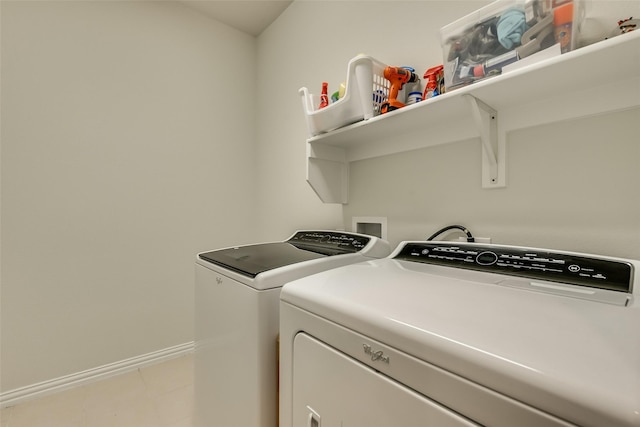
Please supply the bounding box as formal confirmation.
[427,225,475,242]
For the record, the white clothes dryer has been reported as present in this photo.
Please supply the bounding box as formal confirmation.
[194,230,390,427]
[280,241,640,427]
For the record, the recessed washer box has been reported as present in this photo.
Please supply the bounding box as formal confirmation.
[352,216,387,240]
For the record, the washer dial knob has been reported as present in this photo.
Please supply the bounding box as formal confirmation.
[476,251,498,265]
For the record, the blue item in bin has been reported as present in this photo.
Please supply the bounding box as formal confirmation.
[497,7,528,49]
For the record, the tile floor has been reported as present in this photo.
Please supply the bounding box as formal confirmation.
[0,353,194,427]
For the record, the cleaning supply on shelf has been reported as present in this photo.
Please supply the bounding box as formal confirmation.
[423,65,444,99]
[400,66,421,104]
[319,82,329,109]
[406,91,422,105]
[554,3,574,53]
[338,82,346,99]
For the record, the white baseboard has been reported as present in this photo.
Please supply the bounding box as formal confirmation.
[0,341,194,408]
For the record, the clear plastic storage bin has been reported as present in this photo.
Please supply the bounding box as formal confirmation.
[299,55,389,137]
[441,0,585,91]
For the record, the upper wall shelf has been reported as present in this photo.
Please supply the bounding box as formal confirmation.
[306,31,640,204]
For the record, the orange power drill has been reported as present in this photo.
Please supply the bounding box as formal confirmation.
[380,66,418,114]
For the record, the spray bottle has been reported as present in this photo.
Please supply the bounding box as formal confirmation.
[423,65,444,99]
[318,82,329,109]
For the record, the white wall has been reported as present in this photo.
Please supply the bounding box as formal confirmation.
[1,1,257,392]
[260,0,640,257]
[253,5,344,239]
[347,108,640,256]
[2,0,639,395]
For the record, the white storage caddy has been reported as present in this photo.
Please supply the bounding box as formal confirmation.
[299,55,388,137]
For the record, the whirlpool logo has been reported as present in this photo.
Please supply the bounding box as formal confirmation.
[363,344,390,364]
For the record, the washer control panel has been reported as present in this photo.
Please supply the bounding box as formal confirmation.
[395,242,634,293]
[289,231,371,252]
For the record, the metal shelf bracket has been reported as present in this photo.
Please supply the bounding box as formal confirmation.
[464,94,504,188]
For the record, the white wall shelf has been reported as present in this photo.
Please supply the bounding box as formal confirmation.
[306,31,640,204]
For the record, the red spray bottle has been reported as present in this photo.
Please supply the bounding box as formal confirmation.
[423,65,444,100]
[318,82,329,109]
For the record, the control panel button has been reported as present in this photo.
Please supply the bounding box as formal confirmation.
[476,251,498,265]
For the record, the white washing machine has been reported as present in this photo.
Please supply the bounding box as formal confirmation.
[194,230,390,427]
[280,241,640,427]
